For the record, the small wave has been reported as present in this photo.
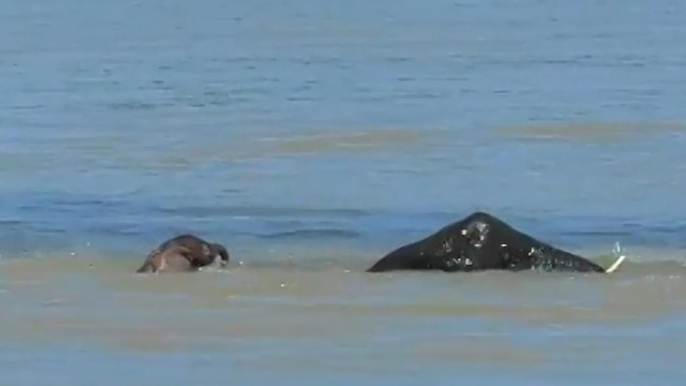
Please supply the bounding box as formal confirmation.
[152,204,371,219]
[259,229,362,240]
[560,230,634,237]
[11,104,43,110]
[0,220,23,226]
[108,101,158,111]
[91,225,142,237]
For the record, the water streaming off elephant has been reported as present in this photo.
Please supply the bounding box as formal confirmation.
[1,0,686,384]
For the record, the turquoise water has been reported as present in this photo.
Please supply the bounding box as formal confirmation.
[1,0,686,384]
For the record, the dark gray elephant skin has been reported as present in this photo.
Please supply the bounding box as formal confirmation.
[368,212,608,273]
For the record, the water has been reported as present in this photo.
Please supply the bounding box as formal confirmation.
[2,0,686,384]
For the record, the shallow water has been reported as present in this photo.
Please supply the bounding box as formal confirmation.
[2,0,686,384]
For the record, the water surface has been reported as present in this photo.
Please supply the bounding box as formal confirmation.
[1,0,686,384]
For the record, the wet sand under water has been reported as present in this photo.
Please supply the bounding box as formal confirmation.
[1,251,686,385]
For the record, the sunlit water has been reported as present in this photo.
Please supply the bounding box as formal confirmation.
[2,0,686,384]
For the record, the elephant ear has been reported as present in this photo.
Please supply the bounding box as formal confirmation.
[461,220,490,249]
[182,244,216,267]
